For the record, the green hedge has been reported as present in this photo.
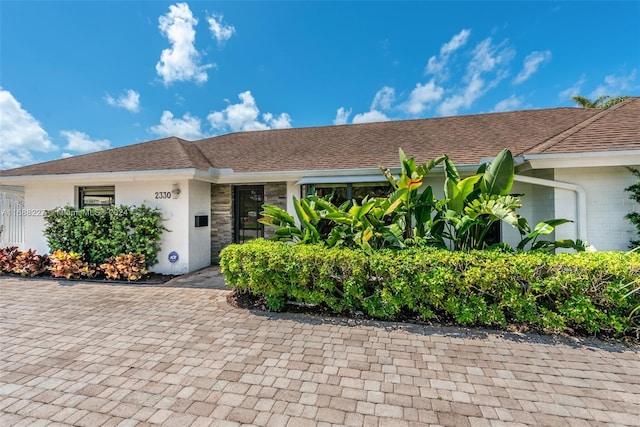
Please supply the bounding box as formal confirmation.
[220,239,640,338]
[44,205,166,268]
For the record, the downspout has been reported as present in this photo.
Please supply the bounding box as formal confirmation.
[513,175,588,242]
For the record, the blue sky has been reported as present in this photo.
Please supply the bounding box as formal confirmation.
[1,1,639,170]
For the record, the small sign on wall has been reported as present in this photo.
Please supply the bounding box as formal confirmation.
[168,251,179,263]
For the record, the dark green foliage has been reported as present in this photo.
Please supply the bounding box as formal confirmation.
[571,95,629,109]
[221,240,640,339]
[44,205,166,267]
[625,167,640,248]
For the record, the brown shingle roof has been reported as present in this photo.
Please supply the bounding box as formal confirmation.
[2,98,638,178]
[527,97,640,154]
[193,107,600,173]
[0,137,212,176]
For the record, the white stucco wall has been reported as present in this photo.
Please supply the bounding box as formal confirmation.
[554,166,639,251]
[21,177,212,275]
[23,182,76,255]
[116,179,191,274]
[188,179,212,272]
[503,170,556,249]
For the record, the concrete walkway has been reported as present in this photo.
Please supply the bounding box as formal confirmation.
[1,269,639,426]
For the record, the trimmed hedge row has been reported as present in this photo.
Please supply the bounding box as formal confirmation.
[220,239,640,338]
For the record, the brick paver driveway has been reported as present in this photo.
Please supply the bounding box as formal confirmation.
[1,274,639,427]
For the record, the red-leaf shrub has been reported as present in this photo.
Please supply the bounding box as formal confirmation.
[99,253,148,281]
[49,250,96,279]
[12,249,50,277]
[0,246,19,274]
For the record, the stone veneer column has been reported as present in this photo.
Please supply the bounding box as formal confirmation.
[211,182,288,262]
[263,183,288,239]
[210,184,233,262]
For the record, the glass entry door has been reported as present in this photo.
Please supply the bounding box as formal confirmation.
[234,186,264,243]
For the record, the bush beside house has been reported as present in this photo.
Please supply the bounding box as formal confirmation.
[221,148,640,339]
[0,204,164,281]
[221,239,640,339]
[625,167,640,248]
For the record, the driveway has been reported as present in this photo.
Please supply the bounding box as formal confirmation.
[1,271,639,426]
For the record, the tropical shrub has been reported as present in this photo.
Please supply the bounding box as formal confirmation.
[0,246,19,274]
[12,249,50,277]
[99,253,148,281]
[625,167,640,249]
[49,249,96,279]
[261,148,580,253]
[220,240,640,338]
[44,205,166,267]
[0,247,50,277]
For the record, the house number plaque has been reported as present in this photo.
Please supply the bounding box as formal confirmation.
[155,191,172,199]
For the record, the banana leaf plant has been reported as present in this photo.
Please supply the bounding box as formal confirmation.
[379,149,446,240]
[259,195,339,244]
[260,147,582,253]
[434,149,523,250]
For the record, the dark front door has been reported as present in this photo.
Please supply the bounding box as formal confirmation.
[234,186,264,243]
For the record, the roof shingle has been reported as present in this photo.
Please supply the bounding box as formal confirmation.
[0,137,212,176]
[2,98,638,178]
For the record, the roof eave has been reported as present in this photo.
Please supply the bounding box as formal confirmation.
[0,168,208,185]
[523,150,640,169]
[210,163,482,184]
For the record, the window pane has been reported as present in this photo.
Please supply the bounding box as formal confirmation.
[352,183,391,203]
[313,185,348,205]
[79,186,115,208]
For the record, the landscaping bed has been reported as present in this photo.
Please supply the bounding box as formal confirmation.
[221,240,640,341]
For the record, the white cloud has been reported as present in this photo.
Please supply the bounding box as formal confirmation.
[0,88,55,169]
[438,74,486,116]
[426,29,471,78]
[337,87,395,125]
[513,50,551,85]
[60,130,111,153]
[105,89,140,113]
[559,75,586,100]
[371,86,395,111]
[150,110,204,140]
[262,112,292,129]
[0,89,55,153]
[333,107,352,125]
[208,13,235,46]
[156,2,212,86]
[590,70,638,98]
[467,38,514,76]
[492,95,523,112]
[0,151,36,170]
[207,91,292,132]
[403,80,444,114]
[437,37,514,116]
[352,110,390,124]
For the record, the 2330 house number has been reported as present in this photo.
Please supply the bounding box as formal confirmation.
[155,191,172,199]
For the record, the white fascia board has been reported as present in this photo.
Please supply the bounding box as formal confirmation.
[0,168,204,185]
[297,175,391,185]
[211,167,386,184]
[523,150,640,169]
[211,163,481,185]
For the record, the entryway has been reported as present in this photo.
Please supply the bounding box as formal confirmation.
[233,185,264,243]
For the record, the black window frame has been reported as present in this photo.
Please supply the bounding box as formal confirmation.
[302,182,392,206]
